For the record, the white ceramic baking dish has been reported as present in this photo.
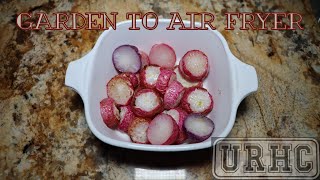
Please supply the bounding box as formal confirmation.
[65,19,258,152]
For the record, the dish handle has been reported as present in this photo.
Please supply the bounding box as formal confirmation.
[65,52,91,96]
[233,56,258,104]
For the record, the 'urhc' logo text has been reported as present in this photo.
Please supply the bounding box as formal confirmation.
[212,138,319,179]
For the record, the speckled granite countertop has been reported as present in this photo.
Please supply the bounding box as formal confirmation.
[0,0,319,179]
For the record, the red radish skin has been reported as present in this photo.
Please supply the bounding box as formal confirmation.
[174,67,203,88]
[139,50,150,69]
[119,73,139,88]
[139,66,161,89]
[132,89,163,117]
[136,73,140,86]
[100,98,120,129]
[149,43,176,69]
[184,114,214,142]
[147,113,179,145]
[112,45,141,73]
[179,50,209,81]
[128,117,150,144]
[178,61,192,80]
[163,108,188,144]
[118,106,135,133]
[107,76,134,106]
[156,69,177,94]
[163,81,185,109]
[181,87,214,114]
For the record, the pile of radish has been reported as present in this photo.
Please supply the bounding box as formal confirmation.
[100,43,215,145]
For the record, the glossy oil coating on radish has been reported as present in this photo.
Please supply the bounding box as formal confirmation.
[107,76,134,106]
[181,87,213,114]
[118,106,135,133]
[179,50,209,81]
[112,45,141,73]
[132,89,163,117]
[163,108,188,144]
[100,98,120,129]
[139,50,150,69]
[184,114,214,142]
[147,113,179,145]
[156,69,177,94]
[128,117,150,144]
[174,67,202,88]
[139,65,161,89]
[119,73,139,88]
[163,81,185,109]
[149,43,176,69]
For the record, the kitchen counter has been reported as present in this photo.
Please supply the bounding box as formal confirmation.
[0,0,319,179]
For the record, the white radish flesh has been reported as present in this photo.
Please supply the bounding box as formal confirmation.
[184,114,214,142]
[107,76,134,106]
[132,89,163,117]
[149,43,176,69]
[179,50,209,81]
[136,92,159,112]
[113,45,141,73]
[188,89,211,112]
[128,117,150,144]
[147,114,179,145]
[140,66,161,88]
[181,87,213,115]
[174,67,202,88]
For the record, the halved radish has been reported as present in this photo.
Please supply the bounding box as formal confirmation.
[174,67,202,88]
[132,89,163,117]
[163,81,185,109]
[184,114,214,142]
[107,75,134,106]
[118,106,135,133]
[139,65,161,89]
[147,113,179,145]
[128,117,150,144]
[139,50,150,69]
[119,73,139,88]
[163,108,188,144]
[181,87,213,114]
[112,45,141,73]
[100,98,120,129]
[156,69,177,94]
[179,50,209,81]
[149,43,176,69]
